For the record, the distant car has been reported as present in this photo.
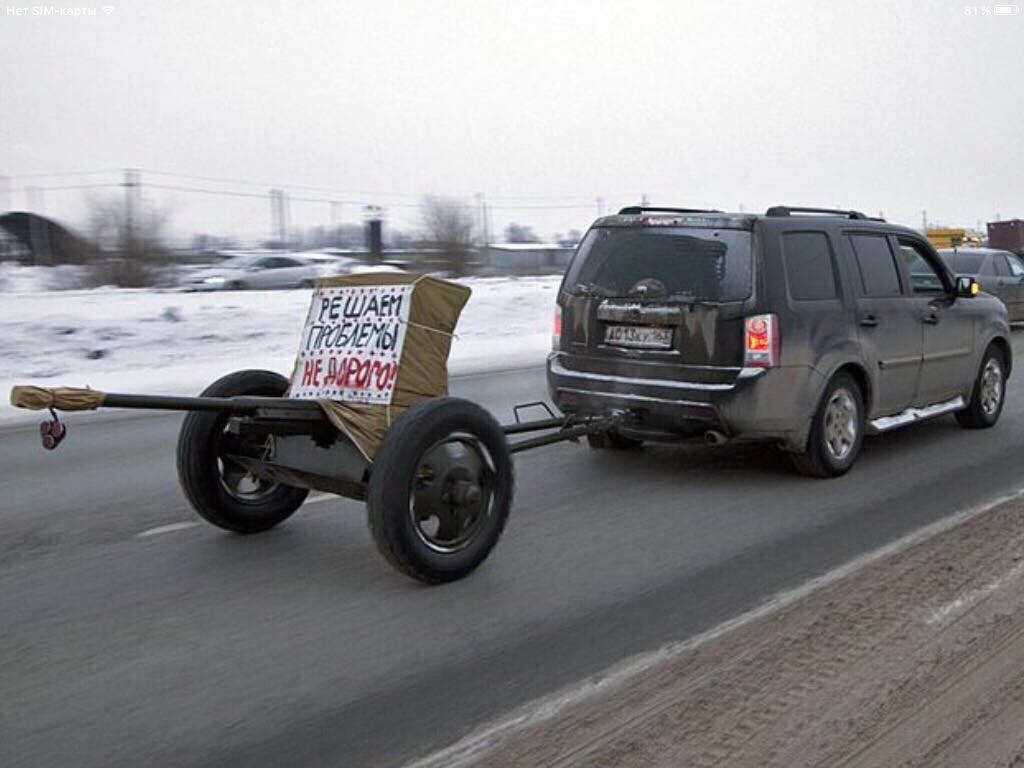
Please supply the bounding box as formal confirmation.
[182,254,335,291]
[938,247,1024,321]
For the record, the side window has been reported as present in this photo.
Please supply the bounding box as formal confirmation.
[897,238,946,295]
[979,257,996,276]
[782,231,837,300]
[1008,254,1024,277]
[994,254,1011,277]
[848,234,902,297]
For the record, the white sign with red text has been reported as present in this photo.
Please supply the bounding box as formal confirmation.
[290,284,413,404]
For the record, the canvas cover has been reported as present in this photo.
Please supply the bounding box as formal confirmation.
[10,385,105,411]
[289,272,471,460]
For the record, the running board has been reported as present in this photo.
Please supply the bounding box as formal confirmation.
[868,396,965,433]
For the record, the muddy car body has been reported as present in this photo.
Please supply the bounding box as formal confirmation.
[547,206,1012,475]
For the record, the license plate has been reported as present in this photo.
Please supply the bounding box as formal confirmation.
[604,325,673,349]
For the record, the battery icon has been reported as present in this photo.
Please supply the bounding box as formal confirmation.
[993,4,1020,14]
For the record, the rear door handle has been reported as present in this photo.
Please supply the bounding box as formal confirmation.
[859,314,878,327]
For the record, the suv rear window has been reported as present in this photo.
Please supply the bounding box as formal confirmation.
[782,232,837,300]
[564,227,752,302]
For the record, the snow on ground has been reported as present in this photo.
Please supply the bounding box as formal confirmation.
[0,275,560,424]
[0,263,89,293]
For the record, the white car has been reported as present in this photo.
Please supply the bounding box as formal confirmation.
[182,254,340,291]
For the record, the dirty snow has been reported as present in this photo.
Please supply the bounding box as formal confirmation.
[0,275,560,424]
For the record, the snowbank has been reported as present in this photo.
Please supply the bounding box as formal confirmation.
[0,276,560,424]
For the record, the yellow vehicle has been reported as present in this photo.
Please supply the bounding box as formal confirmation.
[926,228,983,249]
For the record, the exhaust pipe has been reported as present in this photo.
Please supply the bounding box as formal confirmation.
[704,430,728,446]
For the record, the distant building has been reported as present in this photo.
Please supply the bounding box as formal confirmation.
[0,212,97,265]
[478,243,575,274]
[987,220,1024,254]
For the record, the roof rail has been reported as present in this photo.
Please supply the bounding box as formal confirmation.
[617,206,723,215]
[765,206,883,221]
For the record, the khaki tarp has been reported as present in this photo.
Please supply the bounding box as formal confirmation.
[10,385,105,411]
[293,272,471,460]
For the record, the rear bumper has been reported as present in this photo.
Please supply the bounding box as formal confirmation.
[546,352,822,448]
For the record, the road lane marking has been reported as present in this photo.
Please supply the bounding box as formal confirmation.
[136,521,200,538]
[135,494,337,539]
[407,486,1024,768]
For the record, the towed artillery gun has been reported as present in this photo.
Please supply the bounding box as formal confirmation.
[12,274,615,583]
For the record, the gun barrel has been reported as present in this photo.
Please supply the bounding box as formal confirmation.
[101,393,323,414]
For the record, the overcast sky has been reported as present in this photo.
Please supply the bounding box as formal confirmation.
[2,0,1021,242]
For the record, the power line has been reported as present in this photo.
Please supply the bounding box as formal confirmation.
[11,182,120,193]
[7,169,121,180]
[139,168,426,199]
[144,181,617,212]
[9,166,641,209]
[137,167,637,204]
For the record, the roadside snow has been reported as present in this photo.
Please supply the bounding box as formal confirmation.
[0,276,560,424]
[0,263,89,293]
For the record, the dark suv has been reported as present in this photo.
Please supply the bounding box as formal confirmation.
[547,206,1011,476]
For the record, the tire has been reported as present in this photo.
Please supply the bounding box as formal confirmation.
[587,430,643,450]
[790,373,865,478]
[366,397,514,584]
[956,345,1006,429]
[176,369,308,533]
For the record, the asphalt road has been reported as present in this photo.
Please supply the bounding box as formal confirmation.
[3,345,1024,768]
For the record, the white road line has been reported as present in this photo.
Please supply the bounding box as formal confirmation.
[136,521,200,538]
[406,486,1024,768]
[135,494,337,539]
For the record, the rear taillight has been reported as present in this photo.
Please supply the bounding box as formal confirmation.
[744,313,779,368]
[552,305,563,350]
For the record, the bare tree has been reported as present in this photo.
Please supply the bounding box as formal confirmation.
[85,195,174,287]
[504,222,540,243]
[419,195,474,276]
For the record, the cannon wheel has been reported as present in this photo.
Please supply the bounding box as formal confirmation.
[176,370,309,533]
[367,397,514,584]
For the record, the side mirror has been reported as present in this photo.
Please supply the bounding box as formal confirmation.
[955,275,980,298]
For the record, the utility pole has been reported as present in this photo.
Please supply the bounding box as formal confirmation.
[363,205,383,265]
[921,209,928,232]
[281,190,290,248]
[123,168,140,244]
[269,189,288,247]
[640,192,649,207]
[485,200,492,252]
[596,197,605,217]
[269,190,280,246]
[475,192,489,247]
